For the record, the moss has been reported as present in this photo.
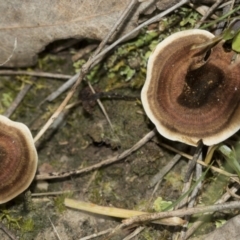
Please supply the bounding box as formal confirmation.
[21,218,34,233]
[0,209,22,229]
[54,193,73,213]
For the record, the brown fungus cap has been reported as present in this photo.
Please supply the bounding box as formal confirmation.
[141,29,240,146]
[0,115,38,203]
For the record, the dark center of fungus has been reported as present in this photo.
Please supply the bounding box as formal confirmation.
[177,64,224,108]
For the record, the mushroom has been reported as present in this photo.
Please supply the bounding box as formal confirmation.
[0,115,38,203]
[141,29,240,146]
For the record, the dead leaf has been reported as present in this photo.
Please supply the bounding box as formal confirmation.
[0,0,156,67]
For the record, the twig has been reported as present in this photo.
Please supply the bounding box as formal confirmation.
[158,142,236,178]
[91,0,190,68]
[184,140,203,182]
[123,227,145,240]
[226,185,240,199]
[188,160,203,207]
[180,154,203,240]
[33,0,141,143]
[149,154,182,188]
[185,183,240,239]
[79,228,113,240]
[194,0,224,28]
[87,82,113,129]
[175,174,193,210]
[92,0,139,58]
[33,69,83,143]
[31,190,78,197]
[43,0,190,103]
[72,44,97,62]
[48,216,62,240]
[214,0,232,35]
[118,201,240,229]
[36,129,156,180]
[0,70,71,79]
[148,154,182,209]
[44,73,79,102]
[0,222,18,240]
[85,0,138,130]
[215,183,240,204]
[4,80,35,118]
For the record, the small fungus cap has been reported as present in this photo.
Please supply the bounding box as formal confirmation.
[141,29,240,146]
[0,115,38,203]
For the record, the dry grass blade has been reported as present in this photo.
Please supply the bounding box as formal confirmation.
[64,198,186,226]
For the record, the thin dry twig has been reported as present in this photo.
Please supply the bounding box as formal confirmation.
[0,70,71,79]
[87,81,113,129]
[194,0,224,28]
[31,190,78,197]
[79,228,113,240]
[33,0,141,143]
[36,129,156,180]
[159,142,236,178]
[123,227,145,240]
[185,183,240,239]
[184,141,203,182]
[215,183,240,204]
[93,0,190,67]
[188,161,203,207]
[44,74,79,102]
[72,44,98,62]
[148,154,181,207]
[175,174,193,210]
[48,216,62,240]
[4,80,35,118]
[114,201,240,231]
[214,0,233,35]
[92,0,139,58]
[149,154,182,188]
[226,185,240,199]
[180,155,203,240]
[0,222,18,240]
[43,0,190,103]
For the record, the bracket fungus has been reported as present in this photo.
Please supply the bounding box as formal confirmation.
[141,29,240,146]
[0,115,37,204]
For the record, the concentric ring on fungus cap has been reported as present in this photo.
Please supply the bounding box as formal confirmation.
[0,115,38,203]
[141,29,240,146]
